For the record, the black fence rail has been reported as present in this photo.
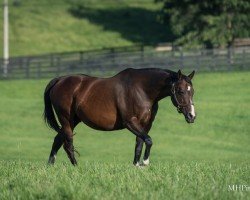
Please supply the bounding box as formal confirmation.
[1,45,250,79]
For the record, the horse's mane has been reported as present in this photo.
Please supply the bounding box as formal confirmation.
[117,68,192,85]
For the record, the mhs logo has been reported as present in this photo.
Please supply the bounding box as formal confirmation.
[228,185,250,191]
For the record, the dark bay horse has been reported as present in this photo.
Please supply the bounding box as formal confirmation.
[44,68,196,166]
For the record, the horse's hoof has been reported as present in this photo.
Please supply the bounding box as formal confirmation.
[48,155,56,165]
[47,161,54,166]
[142,159,149,166]
[133,162,148,168]
[133,162,140,167]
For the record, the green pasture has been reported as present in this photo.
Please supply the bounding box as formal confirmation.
[0,0,169,57]
[0,71,250,199]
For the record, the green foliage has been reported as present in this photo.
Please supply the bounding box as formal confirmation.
[156,0,250,48]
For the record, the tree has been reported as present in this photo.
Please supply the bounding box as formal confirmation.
[156,0,250,48]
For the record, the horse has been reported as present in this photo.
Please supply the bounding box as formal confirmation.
[44,68,196,166]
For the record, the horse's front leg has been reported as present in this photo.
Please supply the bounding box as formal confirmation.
[142,140,151,166]
[141,103,158,166]
[127,116,152,166]
[134,137,144,166]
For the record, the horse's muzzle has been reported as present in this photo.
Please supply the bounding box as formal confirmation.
[185,113,196,123]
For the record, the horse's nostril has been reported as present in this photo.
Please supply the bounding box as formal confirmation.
[188,113,193,119]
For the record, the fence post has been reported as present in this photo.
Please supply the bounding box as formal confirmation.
[242,49,246,70]
[79,51,83,64]
[37,62,41,79]
[227,47,233,71]
[171,47,175,67]
[211,53,216,71]
[111,48,115,67]
[50,54,54,73]
[180,48,184,69]
[25,58,30,78]
[196,51,200,71]
[56,56,61,77]
[140,45,144,64]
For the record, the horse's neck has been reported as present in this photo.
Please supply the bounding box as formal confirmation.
[156,73,173,102]
[141,70,173,103]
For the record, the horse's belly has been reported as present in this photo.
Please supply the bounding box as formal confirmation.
[75,78,124,131]
[76,101,123,131]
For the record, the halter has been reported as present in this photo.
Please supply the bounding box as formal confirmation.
[171,82,191,112]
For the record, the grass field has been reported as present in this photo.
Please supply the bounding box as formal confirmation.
[0,0,171,57]
[0,71,250,199]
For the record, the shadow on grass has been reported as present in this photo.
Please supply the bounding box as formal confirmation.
[68,4,175,45]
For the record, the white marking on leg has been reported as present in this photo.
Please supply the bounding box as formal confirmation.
[135,162,140,167]
[143,158,149,166]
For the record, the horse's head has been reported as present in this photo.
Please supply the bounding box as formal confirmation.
[171,70,196,123]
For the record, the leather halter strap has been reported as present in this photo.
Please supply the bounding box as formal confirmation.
[171,82,191,111]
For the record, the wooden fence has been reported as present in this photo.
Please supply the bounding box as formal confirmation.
[1,45,250,79]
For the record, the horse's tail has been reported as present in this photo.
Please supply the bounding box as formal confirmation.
[43,77,61,133]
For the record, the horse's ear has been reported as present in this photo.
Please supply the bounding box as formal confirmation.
[177,70,182,80]
[188,70,195,80]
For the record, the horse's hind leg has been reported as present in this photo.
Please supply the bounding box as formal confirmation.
[48,115,79,165]
[48,132,64,164]
[59,115,79,165]
[63,128,77,165]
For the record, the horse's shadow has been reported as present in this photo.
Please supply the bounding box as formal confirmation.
[68,4,175,45]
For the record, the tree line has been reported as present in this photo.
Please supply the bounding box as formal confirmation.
[156,0,250,48]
